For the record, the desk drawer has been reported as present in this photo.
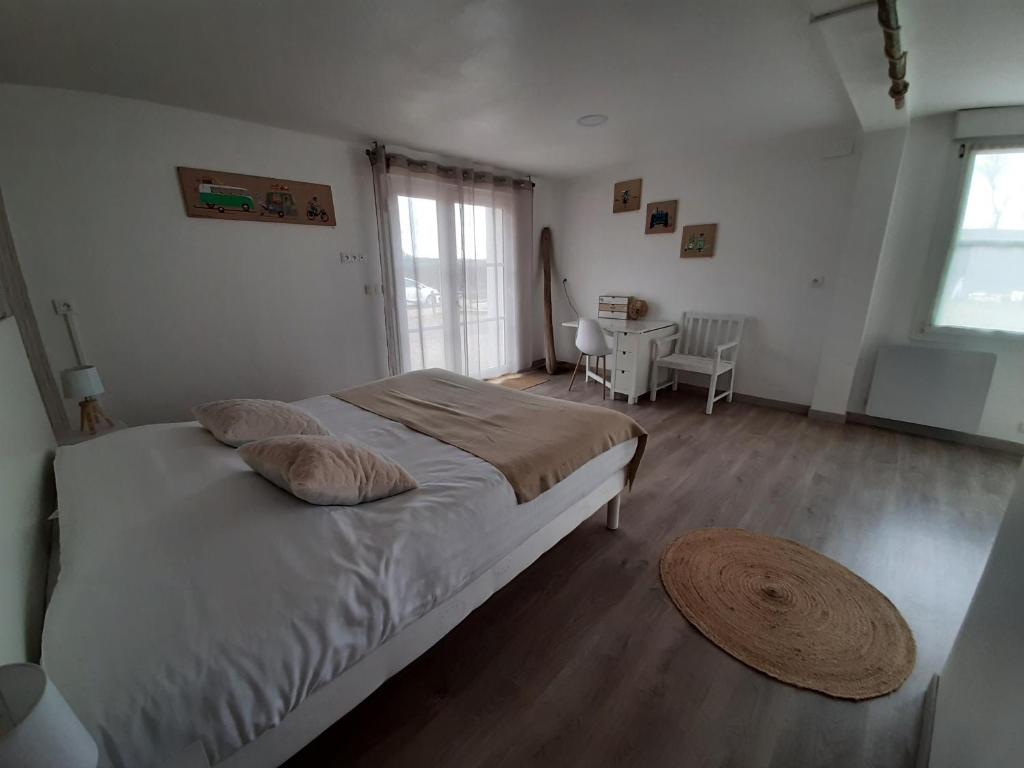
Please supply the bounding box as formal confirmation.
[616,347,635,372]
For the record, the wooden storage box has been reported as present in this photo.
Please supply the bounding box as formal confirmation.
[599,295,630,320]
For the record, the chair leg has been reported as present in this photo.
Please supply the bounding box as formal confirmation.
[727,368,735,402]
[585,355,590,384]
[601,356,606,400]
[672,370,678,392]
[650,363,659,402]
[568,352,584,391]
[706,371,718,415]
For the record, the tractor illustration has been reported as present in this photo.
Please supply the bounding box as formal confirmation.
[649,208,671,229]
[260,191,297,218]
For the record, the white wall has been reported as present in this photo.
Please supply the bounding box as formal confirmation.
[554,129,859,405]
[809,127,907,415]
[0,85,387,427]
[850,114,1024,445]
[929,458,1024,767]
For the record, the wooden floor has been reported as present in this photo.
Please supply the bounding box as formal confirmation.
[285,375,1018,768]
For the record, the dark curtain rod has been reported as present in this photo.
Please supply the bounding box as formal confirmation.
[366,144,535,189]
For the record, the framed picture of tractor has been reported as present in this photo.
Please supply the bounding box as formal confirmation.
[177,167,336,226]
[644,199,677,234]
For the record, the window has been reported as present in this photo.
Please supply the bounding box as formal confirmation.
[932,146,1024,334]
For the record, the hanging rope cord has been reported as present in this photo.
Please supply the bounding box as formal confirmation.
[562,278,580,319]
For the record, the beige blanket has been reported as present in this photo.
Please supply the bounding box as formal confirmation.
[333,369,647,503]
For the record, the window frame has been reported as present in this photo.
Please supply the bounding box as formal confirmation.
[922,138,1024,341]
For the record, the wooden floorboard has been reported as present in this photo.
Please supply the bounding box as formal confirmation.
[284,375,1018,768]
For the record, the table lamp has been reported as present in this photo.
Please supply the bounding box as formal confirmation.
[0,663,98,768]
[60,365,114,435]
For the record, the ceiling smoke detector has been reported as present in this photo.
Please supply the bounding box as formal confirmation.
[576,114,608,127]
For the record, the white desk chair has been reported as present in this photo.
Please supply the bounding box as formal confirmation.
[569,318,612,398]
[650,313,745,414]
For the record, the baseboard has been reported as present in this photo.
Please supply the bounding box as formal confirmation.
[847,412,1024,456]
[808,408,847,424]
[733,391,810,415]
[529,358,576,374]
[914,674,940,768]
[667,381,810,415]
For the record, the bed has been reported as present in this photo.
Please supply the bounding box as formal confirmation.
[1,318,643,768]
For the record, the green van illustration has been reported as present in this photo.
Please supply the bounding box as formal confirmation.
[199,183,256,213]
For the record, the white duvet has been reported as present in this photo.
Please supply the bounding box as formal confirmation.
[42,395,635,767]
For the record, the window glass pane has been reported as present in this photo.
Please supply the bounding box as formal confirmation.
[393,191,512,378]
[397,195,445,370]
[934,148,1024,333]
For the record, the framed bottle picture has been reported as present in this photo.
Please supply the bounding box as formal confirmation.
[612,178,642,213]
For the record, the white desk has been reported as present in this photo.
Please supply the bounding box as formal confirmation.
[562,318,677,404]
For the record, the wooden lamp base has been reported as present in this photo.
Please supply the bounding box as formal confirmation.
[79,396,114,435]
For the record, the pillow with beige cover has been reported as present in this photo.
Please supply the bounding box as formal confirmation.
[239,435,418,505]
[193,398,329,447]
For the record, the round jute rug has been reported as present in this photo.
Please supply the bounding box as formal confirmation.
[660,528,916,700]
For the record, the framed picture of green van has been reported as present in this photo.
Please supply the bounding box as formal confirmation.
[176,167,336,226]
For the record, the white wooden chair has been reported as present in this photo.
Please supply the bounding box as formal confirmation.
[649,313,745,414]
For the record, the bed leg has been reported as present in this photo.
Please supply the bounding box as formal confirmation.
[606,493,621,531]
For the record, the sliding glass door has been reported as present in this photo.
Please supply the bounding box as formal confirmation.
[389,173,522,379]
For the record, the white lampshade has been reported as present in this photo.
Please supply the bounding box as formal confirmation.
[0,663,97,768]
[60,366,104,399]
[575,318,612,356]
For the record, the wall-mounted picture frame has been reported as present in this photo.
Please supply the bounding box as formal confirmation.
[177,167,336,226]
[644,199,678,234]
[681,223,718,258]
[612,178,643,213]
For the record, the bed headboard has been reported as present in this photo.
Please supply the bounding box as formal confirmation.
[0,315,56,663]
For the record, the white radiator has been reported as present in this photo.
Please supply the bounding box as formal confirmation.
[866,345,996,433]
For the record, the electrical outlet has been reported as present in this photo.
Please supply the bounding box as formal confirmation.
[1018,420,1024,434]
[52,298,76,315]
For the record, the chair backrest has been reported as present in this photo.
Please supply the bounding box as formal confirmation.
[575,318,613,356]
[677,312,745,358]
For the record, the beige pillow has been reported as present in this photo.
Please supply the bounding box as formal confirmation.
[239,435,417,505]
[193,398,329,447]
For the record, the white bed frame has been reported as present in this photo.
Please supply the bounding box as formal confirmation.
[1,312,626,767]
[219,476,624,768]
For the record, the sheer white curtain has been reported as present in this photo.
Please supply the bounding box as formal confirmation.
[370,150,534,379]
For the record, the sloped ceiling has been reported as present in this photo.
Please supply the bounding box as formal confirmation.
[0,0,1020,175]
[0,0,855,175]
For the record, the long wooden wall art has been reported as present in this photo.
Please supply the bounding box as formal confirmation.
[177,167,336,226]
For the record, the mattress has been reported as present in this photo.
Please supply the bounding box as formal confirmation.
[42,395,636,767]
